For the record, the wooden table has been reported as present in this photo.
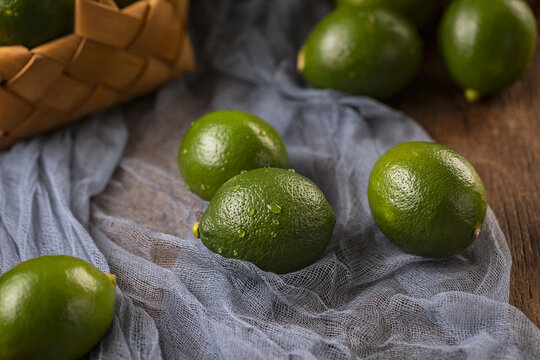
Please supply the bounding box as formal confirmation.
[395,1,540,326]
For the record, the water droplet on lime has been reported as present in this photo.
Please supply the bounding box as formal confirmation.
[267,203,281,214]
[233,250,238,256]
[247,205,255,216]
[259,130,267,137]
[237,229,246,238]
[200,184,207,190]
[288,168,296,172]
[272,219,279,225]
[217,248,223,254]
[181,149,188,155]
[235,185,241,189]
[270,231,277,238]
[240,170,247,174]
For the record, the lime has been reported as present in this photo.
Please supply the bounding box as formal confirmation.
[0,0,74,48]
[194,168,336,274]
[367,142,487,257]
[0,255,116,360]
[439,0,537,102]
[298,7,422,99]
[336,0,443,27]
[178,110,288,200]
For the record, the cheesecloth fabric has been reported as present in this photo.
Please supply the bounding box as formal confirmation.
[0,0,539,359]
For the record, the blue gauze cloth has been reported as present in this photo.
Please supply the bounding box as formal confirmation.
[1,0,539,358]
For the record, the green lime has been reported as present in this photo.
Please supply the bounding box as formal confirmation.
[0,255,116,360]
[194,168,336,274]
[0,0,75,48]
[367,142,487,257]
[178,110,288,201]
[298,7,422,99]
[336,0,444,27]
[439,0,537,102]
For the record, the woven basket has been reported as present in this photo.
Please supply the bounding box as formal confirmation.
[0,0,194,150]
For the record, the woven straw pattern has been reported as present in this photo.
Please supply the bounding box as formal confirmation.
[0,0,194,149]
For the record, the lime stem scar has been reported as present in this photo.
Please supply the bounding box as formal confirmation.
[473,225,482,240]
[106,273,117,287]
[192,222,200,238]
[297,50,305,72]
[464,89,480,103]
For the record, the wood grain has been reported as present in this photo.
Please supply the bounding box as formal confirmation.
[395,1,540,326]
